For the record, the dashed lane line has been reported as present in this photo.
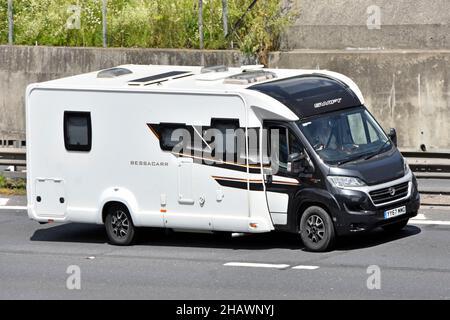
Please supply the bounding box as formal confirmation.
[0,206,27,210]
[224,262,290,269]
[292,265,320,270]
[409,219,450,226]
[224,262,321,270]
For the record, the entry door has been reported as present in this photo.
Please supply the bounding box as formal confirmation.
[263,123,304,226]
[164,156,212,230]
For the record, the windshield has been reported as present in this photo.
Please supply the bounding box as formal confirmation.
[298,106,392,165]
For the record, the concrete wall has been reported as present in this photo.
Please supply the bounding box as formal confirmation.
[284,0,450,50]
[278,0,450,152]
[0,45,245,144]
[270,50,450,152]
[1,46,449,152]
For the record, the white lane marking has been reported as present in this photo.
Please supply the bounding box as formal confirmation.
[420,205,450,210]
[0,198,9,206]
[224,262,290,269]
[292,265,320,270]
[409,219,450,226]
[0,206,27,210]
[414,213,427,220]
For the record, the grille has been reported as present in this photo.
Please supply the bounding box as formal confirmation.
[369,182,409,205]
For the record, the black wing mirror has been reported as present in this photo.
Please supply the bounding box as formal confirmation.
[388,128,397,147]
[287,152,306,174]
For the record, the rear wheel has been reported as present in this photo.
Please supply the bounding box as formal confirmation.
[105,204,136,245]
[382,219,409,233]
[300,206,336,252]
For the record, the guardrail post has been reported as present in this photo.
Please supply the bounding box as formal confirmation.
[7,0,13,45]
[198,0,205,66]
[102,0,107,47]
[198,0,204,50]
[222,0,228,38]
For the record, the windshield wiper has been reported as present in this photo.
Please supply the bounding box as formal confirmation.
[337,154,367,167]
[337,140,391,166]
[364,139,391,161]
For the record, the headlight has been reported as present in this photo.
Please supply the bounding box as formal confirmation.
[403,158,411,175]
[328,176,366,188]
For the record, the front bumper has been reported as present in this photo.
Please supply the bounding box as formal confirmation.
[331,176,421,236]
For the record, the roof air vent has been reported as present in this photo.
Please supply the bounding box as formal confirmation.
[97,67,132,78]
[223,70,277,85]
[201,65,229,73]
[241,65,265,72]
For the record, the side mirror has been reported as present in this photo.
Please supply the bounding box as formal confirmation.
[287,152,305,174]
[388,128,397,147]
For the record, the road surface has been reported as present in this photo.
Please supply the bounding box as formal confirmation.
[0,199,449,299]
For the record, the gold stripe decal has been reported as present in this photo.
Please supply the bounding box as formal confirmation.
[212,176,300,186]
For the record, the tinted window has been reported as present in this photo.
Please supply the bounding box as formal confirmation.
[267,125,304,172]
[206,119,240,162]
[299,107,390,165]
[64,112,92,152]
[159,124,192,151]
[158,120,243,163]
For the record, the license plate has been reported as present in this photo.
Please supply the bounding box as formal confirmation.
[384,206,406,219]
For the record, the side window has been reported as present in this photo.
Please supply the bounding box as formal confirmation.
[159,124,192,152]
[347,113,368,144]
[288,130,303,155]
[203,119,241,162]
[158,119,242,162]
[268,125,303,172]
[367,121,381,143]
[64,111,92,151]
[247,127,265,165]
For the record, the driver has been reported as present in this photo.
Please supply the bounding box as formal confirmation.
[312,119,337,151]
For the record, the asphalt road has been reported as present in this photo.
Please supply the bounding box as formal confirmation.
[0,204,449,300]
[418,178,450,194]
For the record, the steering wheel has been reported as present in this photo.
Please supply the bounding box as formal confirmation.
[341,144,359,153]
[313,142,324,151]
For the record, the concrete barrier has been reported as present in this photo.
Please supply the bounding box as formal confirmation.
[0,45,245,142]
[283,0,450,50]
[1,45,449,152]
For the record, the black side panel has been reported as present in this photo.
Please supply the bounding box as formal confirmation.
[285,188,342,233]
[249,74,361,118]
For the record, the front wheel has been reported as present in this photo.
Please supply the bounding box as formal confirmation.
[382,219,409,233]
[299,206,336,252]
[105,204,136,245]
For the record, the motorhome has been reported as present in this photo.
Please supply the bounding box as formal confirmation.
[26,64,420,251]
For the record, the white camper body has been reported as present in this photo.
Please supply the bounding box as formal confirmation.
[26,64,364,238]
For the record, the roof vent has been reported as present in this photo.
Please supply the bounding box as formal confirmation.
[128,71,193,86]
[223,70,277,85]
[201,65,229,73]
[241,65,265,72]
[97,67,132,78]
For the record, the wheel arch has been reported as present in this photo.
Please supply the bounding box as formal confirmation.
[98,187,139,225]
[102,201,131,223]
[289,189,341,233]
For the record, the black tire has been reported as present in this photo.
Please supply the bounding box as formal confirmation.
[382,219,409,233]
[105,204,136,245]
[300,206,336,252]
